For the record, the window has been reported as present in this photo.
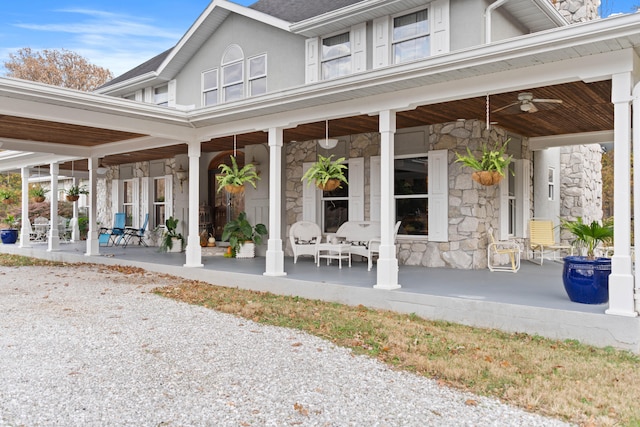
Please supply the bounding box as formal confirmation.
[153,177,166,229]
[394,156,428,236]
[248,55,267,96]
[222,45,244,102]
[154,85,168,106]
[548,167,555,201]
[202,69,218,106]
[122,180,135,227]
[321,32,351,80]
[392,9,430,64]
[322,167,349,233]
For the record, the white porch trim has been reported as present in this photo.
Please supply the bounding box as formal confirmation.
[19,167,31,248]
[264,127,286,277]
[85,157,100,256]
[47,163,60,252]
[184,142,203,268]
[374,110,400,290]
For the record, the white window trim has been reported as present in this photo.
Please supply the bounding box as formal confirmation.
[202,68,218,106]
[394,152,429,241]
[153,84,169,106]
[548,166,555,201]
[391,6,431,64]
[221,45,245,102]
[248,54,267,97]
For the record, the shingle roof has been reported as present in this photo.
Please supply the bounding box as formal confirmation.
[99,48,173,90]
[250,0,365,23]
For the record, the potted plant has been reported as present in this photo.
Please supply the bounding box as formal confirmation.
[221,211,268,258]
[455,139,513,186]
[560,217,614,304]
[1,214,19,244]
[159,216,184,253]
[301,154,348,191]
[215,155,260,194]
[0,188,17,205]
[65,185,89,202]
[29,185,48,203]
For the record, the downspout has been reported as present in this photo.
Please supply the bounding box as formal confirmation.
[633,82,640,314]
[485,0,512,44]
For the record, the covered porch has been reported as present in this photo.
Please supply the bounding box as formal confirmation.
[1,241,639,352]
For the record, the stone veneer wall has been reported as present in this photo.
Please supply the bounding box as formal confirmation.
[558,144,603,243]
[553,0,600,23]
[285,120,528,269]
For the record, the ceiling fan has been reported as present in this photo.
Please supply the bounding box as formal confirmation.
[492,92,563,114]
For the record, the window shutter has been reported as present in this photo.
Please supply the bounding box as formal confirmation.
[112,179,120,216]
[167,80,177,107]
[370,156,381,221]
[372,17,389,69]
[165,175,174,220]
[499,174,509,240]
[131,178,140,228]
[305,37,319,83]
[141,177,150,226]
[430,0,450,55]
[515,159,530,238]
[144,88,154,103]
[351,23,367,73]
[135,90,143,102]
[348,157,364,221]
[428,149,448,242]
[302,162,317,222]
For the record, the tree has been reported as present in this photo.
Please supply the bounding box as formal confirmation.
[3,48,113,91]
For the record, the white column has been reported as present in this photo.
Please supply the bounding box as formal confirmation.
[374,110,401,290]
[606,73,637,317]
[264,127,286,276]
[47,163,60,251]
[71,176,79,242]
[85,157,100,256]
[633,81,640,314]
[184,141,203,268]
[19,167,31,247]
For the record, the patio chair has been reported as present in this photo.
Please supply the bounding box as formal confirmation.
[99,213,126,247]
[33,216,49,242]
[289,221,322,264]
[368,221,402,271]
[487,227,521,272]
[529,218,573,265]
[124,213,149,247]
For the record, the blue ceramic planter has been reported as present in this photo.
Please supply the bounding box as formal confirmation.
[562,256,611,304]
[0,229,18,244]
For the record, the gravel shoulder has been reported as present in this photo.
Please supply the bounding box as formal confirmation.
[0,265,572,426]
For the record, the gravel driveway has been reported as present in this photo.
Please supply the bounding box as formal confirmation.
[0,265,571,426]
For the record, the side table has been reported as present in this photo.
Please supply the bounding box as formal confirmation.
[317,243,352,268]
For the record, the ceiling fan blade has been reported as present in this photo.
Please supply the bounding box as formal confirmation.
[492,101,520,113]
[525,102,539,113]
[531,98,563,104]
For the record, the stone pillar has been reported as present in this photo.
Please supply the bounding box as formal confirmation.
[184,141,203,268]
[264,127,286,276]
[606,73,636,317]
[19,167,31,247]
[375,110,401,290]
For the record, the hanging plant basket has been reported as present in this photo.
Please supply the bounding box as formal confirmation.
[471,171,504,186]
[316,178,341,192]
[66,195,80,202]
[1,198,14,205]
[224,184,245,194]
[33,196,45,203]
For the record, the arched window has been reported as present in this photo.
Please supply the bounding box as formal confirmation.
[221,45,244,102]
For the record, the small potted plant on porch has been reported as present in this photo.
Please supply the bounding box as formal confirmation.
[64,185,89,202]
[159,216,185,253]
[221,211,267,258]
[29,185,48,203]
[1,214,19,244]
[560,217,614,304]
[301,154,348,191]
[455,139,513,186]
[215,155,260,194]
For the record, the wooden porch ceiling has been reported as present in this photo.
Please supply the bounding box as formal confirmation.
[2,80,613,172]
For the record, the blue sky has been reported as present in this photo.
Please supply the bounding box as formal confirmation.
[0,0,637,78]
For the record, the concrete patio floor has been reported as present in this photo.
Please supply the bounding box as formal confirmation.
[2,240,640,353]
